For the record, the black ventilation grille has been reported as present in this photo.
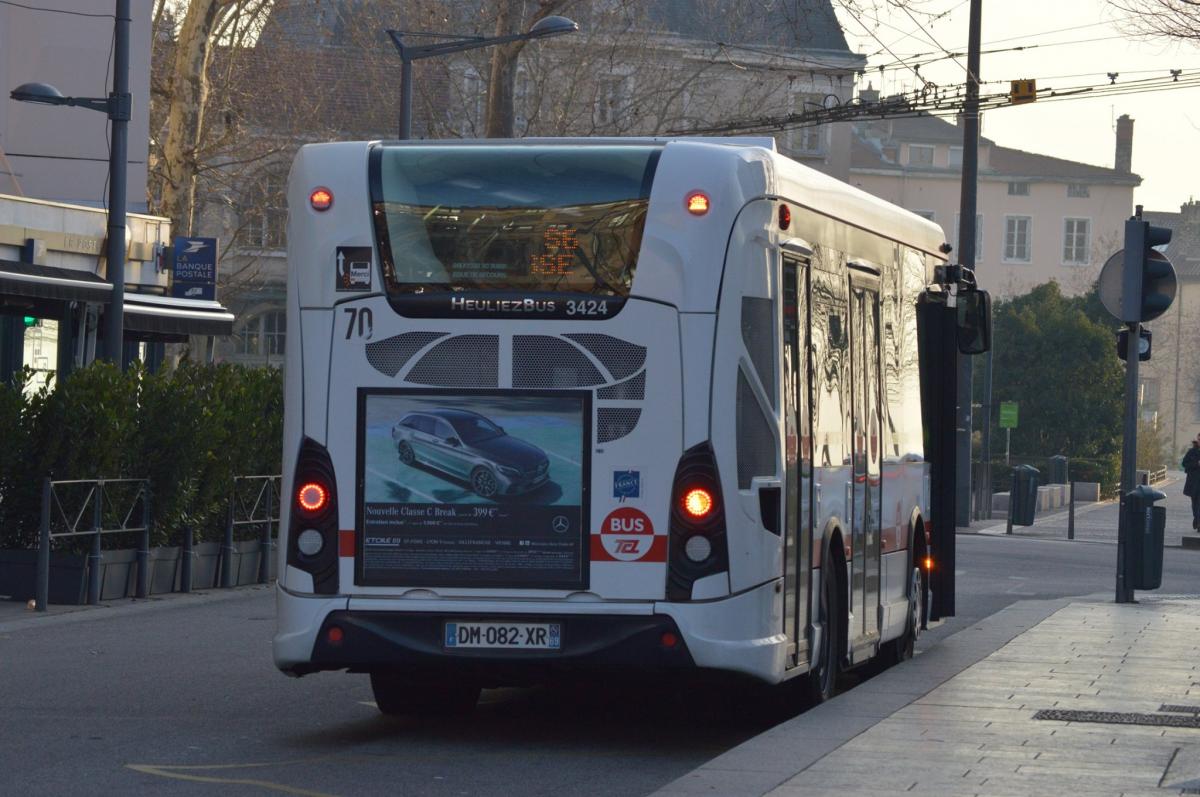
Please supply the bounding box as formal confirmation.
[406,335,499,387]
[597,408,641,443]
[513,335,605,388]
[597,370,646,400]
[365,332,447,377]
[565,333,647,380]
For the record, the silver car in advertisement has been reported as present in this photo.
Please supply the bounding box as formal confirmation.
[391,408,550,498]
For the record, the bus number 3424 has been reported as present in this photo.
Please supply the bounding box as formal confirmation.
[565,299,609,316]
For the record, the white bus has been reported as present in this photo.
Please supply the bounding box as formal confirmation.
[274,138,950,714]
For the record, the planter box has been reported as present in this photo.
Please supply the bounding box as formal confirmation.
[150,546,180,594]
[0,549,87,604]
[100,548,138,601]
[189,541,221,590]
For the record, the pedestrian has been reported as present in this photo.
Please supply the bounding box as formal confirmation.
[1184,434,1200,530]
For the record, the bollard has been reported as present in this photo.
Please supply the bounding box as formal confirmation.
[1067,482,1075,540]
[258,481,274,584]
[220,492,235,588]
[36,477,51,612]
[180,523,193,593]
[136,485,151,599]
[87,482,103,605]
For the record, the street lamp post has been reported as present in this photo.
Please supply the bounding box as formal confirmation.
[387,15,578,140]
[10,0,132,366]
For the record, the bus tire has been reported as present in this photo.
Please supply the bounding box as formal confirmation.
[881,531,924,667]
[397,441,415,465]
[470,466,499,498]
[369,672,481,716]
[803,549,842,704]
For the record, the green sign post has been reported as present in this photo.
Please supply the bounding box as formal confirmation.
[999,401,1018,464]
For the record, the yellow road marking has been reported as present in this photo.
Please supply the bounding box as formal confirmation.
[126,760,341,797]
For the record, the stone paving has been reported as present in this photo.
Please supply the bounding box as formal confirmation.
[767,597,1200,796]
[974,472,1196,548]
[656,596,1200,797]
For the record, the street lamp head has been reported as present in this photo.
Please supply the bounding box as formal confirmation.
[527,15,578,38]
[10,82,67,105]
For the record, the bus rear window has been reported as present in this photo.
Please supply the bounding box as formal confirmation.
[370,144,660,297]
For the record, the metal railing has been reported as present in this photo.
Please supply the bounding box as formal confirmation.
[37,477,151,611]
[220,475,280,588]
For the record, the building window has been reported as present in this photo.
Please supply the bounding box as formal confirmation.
[239,310,286,358]
[1063,218,1091,265]
[1004,215,1032,262]
[908,144,934,166]
[953,213,984,258]
[789,93,826,155]
[1008,181,1030,196]
[594,76,628,127]
[1140,377,1160,412]
[948,146,963,168]
[1067,183,1090,198]
[236,172,286,249]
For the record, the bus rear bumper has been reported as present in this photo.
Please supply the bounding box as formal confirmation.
[299,610,694,684]
[657,579,789,684]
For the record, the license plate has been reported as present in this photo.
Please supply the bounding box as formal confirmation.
[444,621,561,650]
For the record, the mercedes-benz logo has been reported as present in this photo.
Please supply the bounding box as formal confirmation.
[552,515,570,533]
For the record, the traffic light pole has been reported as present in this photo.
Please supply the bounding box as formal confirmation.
[1116,317,1139,604]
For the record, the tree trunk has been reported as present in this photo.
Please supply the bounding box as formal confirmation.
[484,0,571,139]
[158,0,229,235]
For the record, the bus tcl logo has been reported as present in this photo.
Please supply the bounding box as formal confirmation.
[602,507,653,535]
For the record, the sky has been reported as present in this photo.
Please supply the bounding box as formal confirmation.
[832,0,1200,213]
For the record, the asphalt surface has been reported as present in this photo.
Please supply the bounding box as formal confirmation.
[3,533,1199,795]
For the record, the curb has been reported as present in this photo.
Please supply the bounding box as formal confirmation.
[0,583,274,635]
[650,594,1082,797]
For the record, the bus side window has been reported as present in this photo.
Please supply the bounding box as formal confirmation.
[811,266,847,469]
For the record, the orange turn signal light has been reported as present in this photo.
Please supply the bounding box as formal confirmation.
[682,487,715,519]
[686,192,710,216]
[309,187,333,211]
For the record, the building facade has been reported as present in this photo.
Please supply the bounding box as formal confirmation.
[849,99,1140,298]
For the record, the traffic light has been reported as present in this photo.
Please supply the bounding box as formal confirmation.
[1120,219,1176,323]
[1116,327,1151,362]
[22,315,38,328]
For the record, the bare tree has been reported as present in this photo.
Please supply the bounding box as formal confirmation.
[1110,0,1200,41]
[483,0,574,138]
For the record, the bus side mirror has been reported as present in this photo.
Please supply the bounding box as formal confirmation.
[957,290,991,355]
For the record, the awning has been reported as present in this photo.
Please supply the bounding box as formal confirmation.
[124,293,235,337]
[0,258,112,303]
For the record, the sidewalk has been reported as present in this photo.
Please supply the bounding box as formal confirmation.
[655,595,1200,797]
[970,472,1196,548]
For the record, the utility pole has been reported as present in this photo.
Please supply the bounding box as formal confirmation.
[104,0,131,366]
[954,0,983,526]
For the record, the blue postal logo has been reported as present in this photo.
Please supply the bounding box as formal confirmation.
[613,470,640,501]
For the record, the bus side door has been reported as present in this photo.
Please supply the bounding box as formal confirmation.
[782,254,812,667]
[850,274,883,650]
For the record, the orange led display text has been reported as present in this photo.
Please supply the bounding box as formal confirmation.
[530,226,580,276]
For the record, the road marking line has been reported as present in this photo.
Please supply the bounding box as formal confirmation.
[126,762,340,797]
[367,466,442,504]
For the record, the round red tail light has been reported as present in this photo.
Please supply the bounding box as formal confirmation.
[309,187,333,211]
[297,482,329,513]
[685,191,710,216]
[682,487,715,519]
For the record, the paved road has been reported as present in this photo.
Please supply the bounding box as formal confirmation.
[2,533,1198,795]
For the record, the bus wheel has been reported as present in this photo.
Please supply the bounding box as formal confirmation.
[803,559,841,704]
[881,561,922,667]
[470,467,499,498]
[369,672,481,716]
[397,441,415,465]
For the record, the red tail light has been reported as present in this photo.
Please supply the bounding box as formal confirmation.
[309,187,333,211]
[297,481,329,513]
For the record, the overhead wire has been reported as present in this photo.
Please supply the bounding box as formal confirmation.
[0,0,112,17]
[835,0,931,88]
